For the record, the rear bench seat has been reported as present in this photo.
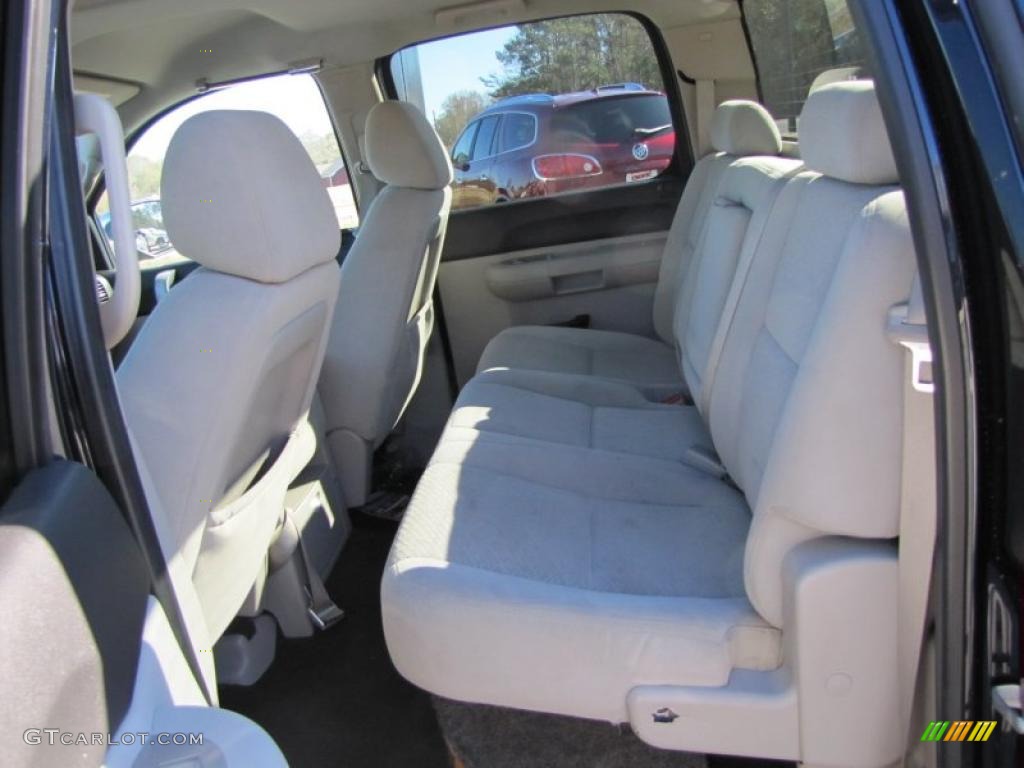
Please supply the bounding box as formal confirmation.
[382,82,916,767]
[475,100,793,398]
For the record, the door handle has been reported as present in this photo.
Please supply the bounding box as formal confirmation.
[480,174,489,181]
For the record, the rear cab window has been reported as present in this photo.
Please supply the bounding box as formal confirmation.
[94,73,356,268]
[388,14,681,212]
[744,0,869,137]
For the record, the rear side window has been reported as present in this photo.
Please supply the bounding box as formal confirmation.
[744,0,869,135]
[499,113,537,153]
[95,73,357,267]
[389,13,676,212]
[552,95,672,145]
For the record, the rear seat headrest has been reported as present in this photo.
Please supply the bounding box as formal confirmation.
[161,110,341,284]
[798,80,899,185]
[365,101,453,190]
[710,100,782,157]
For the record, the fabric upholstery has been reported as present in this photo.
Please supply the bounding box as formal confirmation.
[382,80,915,728]
[476,99,791,389]
[119,263,340,638]
[709,100,783,156]
[161,110,340,283]
[319,111,453,506]
[798,80,899,186]
[382,426,780,723]
[121,110,341,639]
[364,101,453,189]
[475,326,682,396]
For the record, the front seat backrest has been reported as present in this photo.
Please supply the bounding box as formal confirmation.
[318,100,453,506]
[117,110,341,640]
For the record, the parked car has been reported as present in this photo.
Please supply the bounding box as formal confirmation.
[99,197,172,258]
[449,84,675,209]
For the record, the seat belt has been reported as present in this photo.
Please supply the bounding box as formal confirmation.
[696,79,716,156]
[284,511,345,631]
[886,275,938,750]
[696,164,804,417]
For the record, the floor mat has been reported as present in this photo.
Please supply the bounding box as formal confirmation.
[434,697,707,768]
[220,516,451,768]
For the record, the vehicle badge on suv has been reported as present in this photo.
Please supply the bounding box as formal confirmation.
[632,142,650,161]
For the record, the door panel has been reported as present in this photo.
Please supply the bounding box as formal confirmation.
[439,230,668,385]
[0,460,149,768]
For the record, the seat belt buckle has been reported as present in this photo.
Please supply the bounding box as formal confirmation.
[306,594,345,631]
[887,303,934,394]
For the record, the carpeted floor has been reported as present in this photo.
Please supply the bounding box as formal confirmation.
[434,697,707,768]
[220,514,451,768]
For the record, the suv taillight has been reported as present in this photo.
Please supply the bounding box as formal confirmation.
[532,153,603,180]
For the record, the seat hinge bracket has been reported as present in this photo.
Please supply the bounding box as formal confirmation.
[887,302,934,394]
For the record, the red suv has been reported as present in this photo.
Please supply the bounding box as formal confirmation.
[449,84,675,209]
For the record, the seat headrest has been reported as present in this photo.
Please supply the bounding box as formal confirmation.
[710,100,782,156]
[365,101,453,190]
[161,110,340,283]
[798,80,899,185]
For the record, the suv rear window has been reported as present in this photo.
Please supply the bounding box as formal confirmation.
[744,0,869,135]
[552,94,672,145]
[389,14,677,212]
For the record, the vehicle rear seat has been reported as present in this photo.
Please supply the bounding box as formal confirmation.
[382,81,916,766]
[475,100,793,398]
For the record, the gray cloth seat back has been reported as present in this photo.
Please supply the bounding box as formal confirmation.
[318,101,453,506]
[117,110,341,639]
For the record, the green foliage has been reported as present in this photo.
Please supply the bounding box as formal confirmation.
[482,15,661,100]
[744,0,859,122]
[433,90,489,148]
[299,131,342,168]
[126,155,162,200]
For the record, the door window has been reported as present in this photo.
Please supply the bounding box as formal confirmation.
[390,13,675,211]
[451,121,478,166]
[96,73,357,267]
[471,116,500,161]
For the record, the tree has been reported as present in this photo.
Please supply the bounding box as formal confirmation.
[743,0,843,122]
[299,131,342,169]
[432,90,489,149]
[482,15,662,99]
[126,155,162,200]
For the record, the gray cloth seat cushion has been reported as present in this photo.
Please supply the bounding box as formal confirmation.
[476,325,683,397]
[382,422,780,723]
[449,368,712,468]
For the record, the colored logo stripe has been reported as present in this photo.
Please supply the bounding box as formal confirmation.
[920,720,997,742]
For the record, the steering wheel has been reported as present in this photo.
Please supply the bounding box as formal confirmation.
[74,93,140,350]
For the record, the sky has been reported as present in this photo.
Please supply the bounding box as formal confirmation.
[132,74,335,162]
[405,26,516,121]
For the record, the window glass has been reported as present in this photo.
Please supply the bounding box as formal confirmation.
[471,116,500,161]
[744,0,869,135]
[451,122,478,166]
[390,13,674,212]
[96,73,357,267]
[499,113,536,153]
